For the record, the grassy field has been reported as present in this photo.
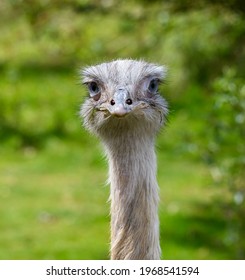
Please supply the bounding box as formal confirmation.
[0,140,230,260]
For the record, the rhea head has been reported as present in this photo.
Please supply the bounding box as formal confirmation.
[80,59,168,140]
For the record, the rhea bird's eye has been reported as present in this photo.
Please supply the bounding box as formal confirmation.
[88,81,101,101]
[89,81,99,93]
[148,79,159,94]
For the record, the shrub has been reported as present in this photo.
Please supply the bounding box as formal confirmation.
[204,68,245,258]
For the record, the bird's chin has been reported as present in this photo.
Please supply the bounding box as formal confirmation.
[111,113,129,119]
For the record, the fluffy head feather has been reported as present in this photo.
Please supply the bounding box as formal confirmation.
[80,59,168,140]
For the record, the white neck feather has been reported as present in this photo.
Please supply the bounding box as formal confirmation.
[104,133,161,260]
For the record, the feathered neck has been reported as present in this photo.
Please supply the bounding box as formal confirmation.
[104,130,161,260]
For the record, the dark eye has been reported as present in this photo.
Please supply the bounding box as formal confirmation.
[88,81,99,93]
[148,79,159,94]
[88,82,101,101]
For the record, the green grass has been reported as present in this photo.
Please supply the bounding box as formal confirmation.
[0,140,110,259]
[0,135,231,260]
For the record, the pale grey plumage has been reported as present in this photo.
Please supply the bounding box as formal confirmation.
[80,59,168,260]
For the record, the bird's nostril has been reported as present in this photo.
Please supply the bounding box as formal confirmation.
[110,99,115,106]
[126,98,133,105]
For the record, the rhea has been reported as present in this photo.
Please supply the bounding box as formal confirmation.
[80,59,168,259]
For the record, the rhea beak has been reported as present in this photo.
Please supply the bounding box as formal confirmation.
[108,88,132,117]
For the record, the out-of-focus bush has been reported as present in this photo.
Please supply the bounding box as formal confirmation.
[0,68,83,148]
[203,68,245,258]
[0,1,244,152]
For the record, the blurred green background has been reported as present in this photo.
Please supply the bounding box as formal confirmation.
[0,0,244,260]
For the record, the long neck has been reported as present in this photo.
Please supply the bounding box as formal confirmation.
[104,134,161,260]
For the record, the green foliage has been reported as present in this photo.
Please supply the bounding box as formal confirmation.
[203,68,245,258]
[207,68,245,168]
[0,68,82,148]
